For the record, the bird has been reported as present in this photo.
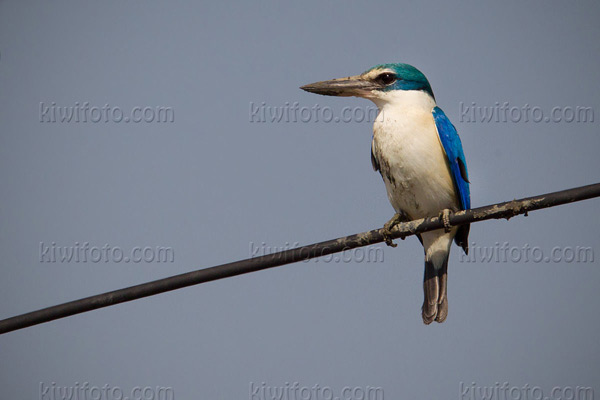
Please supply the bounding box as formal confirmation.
[300,63,470,324]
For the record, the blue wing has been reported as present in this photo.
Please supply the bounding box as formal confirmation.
[432,106,470,211]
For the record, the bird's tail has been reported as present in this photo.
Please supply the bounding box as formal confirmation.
[422,256,449,324]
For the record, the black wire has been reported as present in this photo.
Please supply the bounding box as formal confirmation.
[1,182,599,335]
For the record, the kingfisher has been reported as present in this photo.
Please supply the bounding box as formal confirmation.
[301,63,470,324]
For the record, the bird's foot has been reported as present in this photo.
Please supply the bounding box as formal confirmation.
[439,209,453,233]
[381,212,406,248]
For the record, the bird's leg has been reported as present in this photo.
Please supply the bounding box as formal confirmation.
[381,212,406,248]
[439,209,453,232]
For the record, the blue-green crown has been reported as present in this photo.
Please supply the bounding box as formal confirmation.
[366,63,434,98]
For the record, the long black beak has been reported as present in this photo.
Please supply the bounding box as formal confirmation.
[300,75,378,97]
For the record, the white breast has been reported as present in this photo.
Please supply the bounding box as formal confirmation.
[371,90,459,220]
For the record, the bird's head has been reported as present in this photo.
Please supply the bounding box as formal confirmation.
[300,63,435,106]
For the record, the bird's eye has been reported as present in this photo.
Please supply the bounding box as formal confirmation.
[377,73,396,85]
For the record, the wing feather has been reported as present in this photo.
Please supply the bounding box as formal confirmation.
[433,106,471,253]
[432,107,470,211]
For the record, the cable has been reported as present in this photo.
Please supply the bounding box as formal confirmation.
[1,182,599,334]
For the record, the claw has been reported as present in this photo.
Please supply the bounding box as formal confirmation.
[381,212,405,247]
[439,209,453,232]
[383,233,397,247]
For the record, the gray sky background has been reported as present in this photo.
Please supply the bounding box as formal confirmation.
[1,1,599,399]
